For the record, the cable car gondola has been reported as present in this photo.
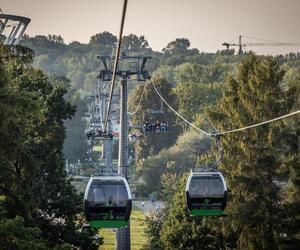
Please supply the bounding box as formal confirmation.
[128,131,143,141]
[143,121,168,134]
[186,171,227,216]
[84,176,132,228]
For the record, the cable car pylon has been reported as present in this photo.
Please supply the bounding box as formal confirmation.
[97,53,151,250]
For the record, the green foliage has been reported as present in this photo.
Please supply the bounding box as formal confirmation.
[89,31,117,55]
[174,81,222,124]
[162,38,194,55]
[174,63,204,83]
[144,177,222,250]
[143,212,165,250]
[21,34,67,55]
[0,45,100,249]
[20,33,244,96]
[121,34,151,53]
[128,78,181,177]
[174,62,232,84]
[0,216,48,250]
[207,54,299,249]
[61,82,89,163]
[13,32,300,249]
[135,131,211,198]
[151,65,175,84]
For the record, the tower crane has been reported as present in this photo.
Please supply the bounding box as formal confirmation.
[222,35,300,54]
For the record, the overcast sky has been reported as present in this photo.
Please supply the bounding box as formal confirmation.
[1,0,300,54]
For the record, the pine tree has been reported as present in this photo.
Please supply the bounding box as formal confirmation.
[207,54,299,249]
[159,177,222,250]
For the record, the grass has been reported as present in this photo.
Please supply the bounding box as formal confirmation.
[98,209,147,250]
[93,145,103,152]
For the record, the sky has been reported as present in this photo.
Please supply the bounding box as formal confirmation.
[1,0,300,55]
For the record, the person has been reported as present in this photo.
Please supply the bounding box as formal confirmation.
[93,187,105,204]
[95,128,102,138]
[141,201,145,209]
[155,121,161,133]
[161,122,167,132]
[143,121,149,132]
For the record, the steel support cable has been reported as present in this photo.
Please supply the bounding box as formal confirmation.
[103,0,128,132]
[216,110,300,135]
[151,81,211,136]
[152,81,300,137]
[95,80,104,129]
[127,81,148,115]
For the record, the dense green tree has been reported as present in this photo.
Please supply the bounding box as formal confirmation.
[174,62,232,84]
[174,63,204,83]
[161,38,200,66]
[0,216,48,250]
[51,76,90,163]
[121,34,151,53]
[144,177,222,250]
[0,45,100,249]
[151,65,175,85]
[135,131,211,197]
[162,38,192,55]
[143,212,165,250]
[128,78,181,176]
[174,82,222,125]
[278,67,300,248]
[21,34,67,55]
[207,54,299,249]
[89,31,117,55]
[47,34,65,44]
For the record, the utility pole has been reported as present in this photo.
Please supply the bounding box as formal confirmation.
[98,54,151,250]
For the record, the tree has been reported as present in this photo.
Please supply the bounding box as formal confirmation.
[174,81,222,126]
[207,54,299,249]
[89,31,117,55]
[47,34,65,44]
[151,65,175,85]
[143,212,165,250]
[121,34,151,53]
[135,131,211,198]
[161,38,200,66]
[279,67,300,249]
[174,62,232,84]
[162,38,191,55]
[174,63,204,83]
[128,78,181,176]
[144,177,222,250]
[0,216,48,250]
[52,76,90,164]
[0,45,100,249]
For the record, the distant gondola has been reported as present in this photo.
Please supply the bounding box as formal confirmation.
[186,171,227,216]
[129,132,143,141]
[84,176,132,228]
